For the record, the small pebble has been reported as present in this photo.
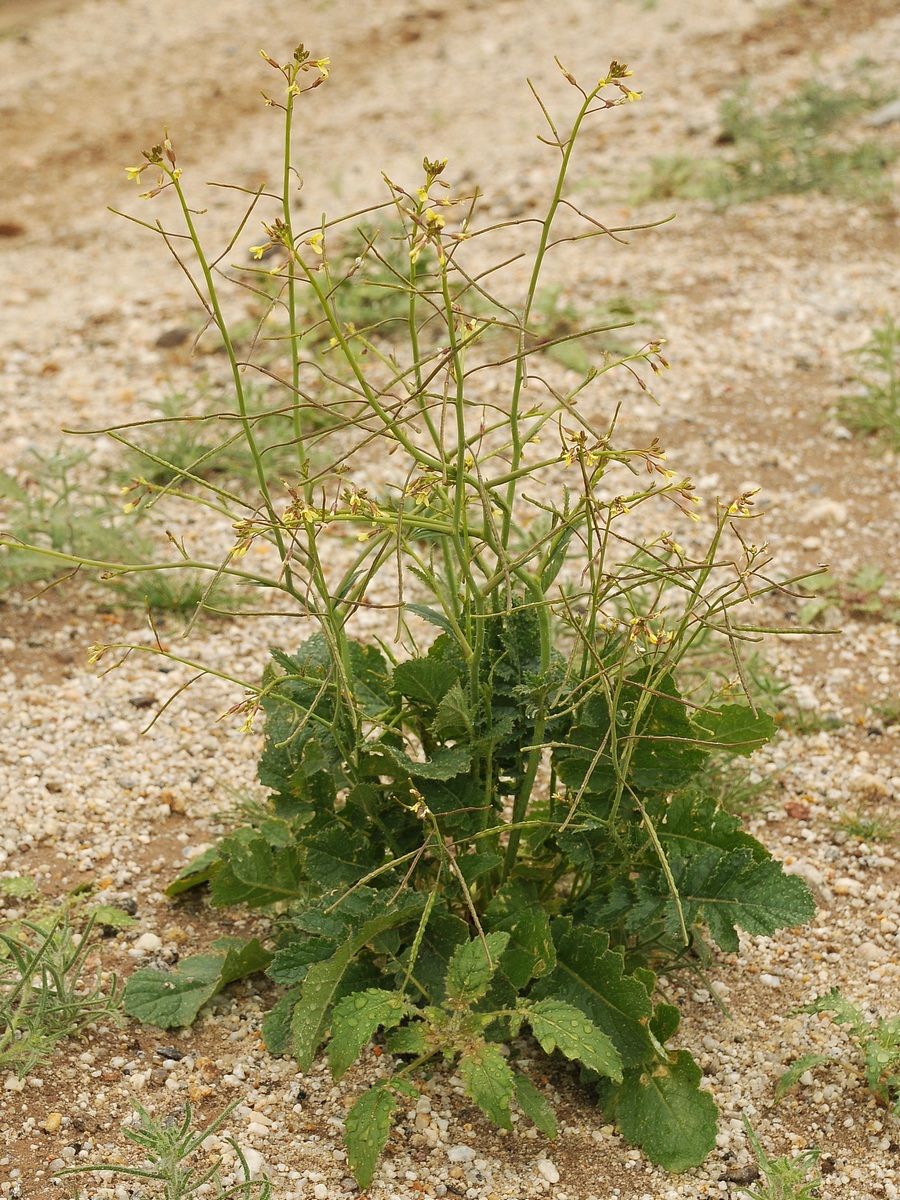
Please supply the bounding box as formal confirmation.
[133,932,163,953]
[537,1158,560,1184]
[447,1145,476,1163]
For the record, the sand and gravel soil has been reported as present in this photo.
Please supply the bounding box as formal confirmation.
[0,1,899,1197]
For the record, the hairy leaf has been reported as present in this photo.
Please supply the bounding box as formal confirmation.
[386,1021,429,1057]
[165,844,221,897]
[208,836,304,909]
[124,938,271,1029]
[534,919,655,1067]
[514,1072,558,1138]
[600,1050,718,1172]
[489,904,556,990]
[672,848,815,953]
[444,933,510,1010]
[291,895,425,1070]
[304,826,380,888]
[328,989,406,1080]
[774,1053,832,1102]
[392,657,459,709]
[524,998,623,1080]
[431,680,474,739]
[382,743,472,781]
[697,703,776,756]
[345,1086,397,1189]
[458,1041,515,1128]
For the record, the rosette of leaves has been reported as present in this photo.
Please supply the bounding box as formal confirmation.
[157,622,814,1186]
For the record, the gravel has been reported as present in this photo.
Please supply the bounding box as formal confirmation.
[0,0,899,1197]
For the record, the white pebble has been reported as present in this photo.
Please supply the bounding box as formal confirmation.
[759,973,781,987]
[133,932,162,953]
[238,1146,266,1179]
[447,1145,476,1163]
[537,1158,560,1184]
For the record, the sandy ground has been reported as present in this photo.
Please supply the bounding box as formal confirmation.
[0,1,899,1197]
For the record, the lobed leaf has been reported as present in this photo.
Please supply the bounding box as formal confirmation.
[291,894,425,1070]
[774,1053,832,1102]
[533,919,655,1067]
[123,938,271,1029]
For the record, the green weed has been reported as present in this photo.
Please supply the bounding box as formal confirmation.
[0,910,122,1077]
[60,1099,271,1200]
[635,74,897,208]
[838,807,899,842]
[797,563,900,626]
[737,1117,822,1200]
[0,445,144,591]
[835,315,900,452]
[778,988,900,1114]
[10,50,820,1186]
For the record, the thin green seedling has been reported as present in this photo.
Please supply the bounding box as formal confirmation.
[0,911,122,1077]
[5,48,822,1184]
[838,806,900,843]
[778,987,900,1114]
[797,563,900,626]
[633,72,897,209]
[737,1117,822,1200]
[59,1098,272,1200]
[835,315,900,452]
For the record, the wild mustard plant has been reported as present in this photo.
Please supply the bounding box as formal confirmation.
[3,49,817,1184]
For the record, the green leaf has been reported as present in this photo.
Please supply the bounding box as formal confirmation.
[386,1021,429,1057]
[291,894,425,1070]
[659,792,763,862]
[444,933,510,1010]
[304,826,380,888]
[524,999,622,1080]
[328,989,406,1080]
[404,603,453,635]
[673,848,815,954]
[165,845,221,897]
[514,1073,558,1138]
[392,657,459,708]
[382,743,472,781]
[601,1050,718,1172]
[456,852,503,888]
[124,938,271,1029]
[556,670,708,795]
[345,1086,397,1189]
[489,904,555,990]
[534,919,655,1067]
[262,986,302,1055]
[431,680,474,739]
[211,937,273,985]
[774,1053,832,1102]
[208,836,304,909]
[398,905,468,1003]
[458,1041,515,1129]
[698,703,776,756]
[268,933,339,984]
[86,905,137,930]
[0,876,37,899]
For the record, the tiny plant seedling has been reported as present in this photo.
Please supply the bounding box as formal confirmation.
[778,987,900,1114]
